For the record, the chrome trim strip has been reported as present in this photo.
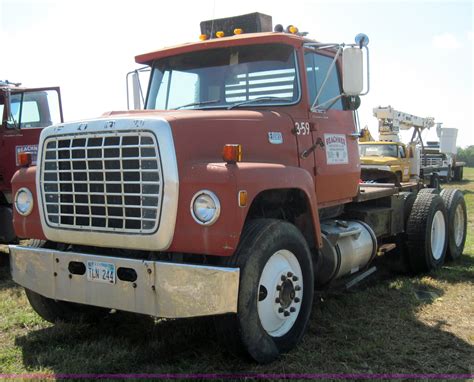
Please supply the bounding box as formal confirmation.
[10,245,239,318]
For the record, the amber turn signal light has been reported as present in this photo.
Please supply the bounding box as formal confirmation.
[223,144,242,164]
[17,152,32,167]
[238,190,248,207]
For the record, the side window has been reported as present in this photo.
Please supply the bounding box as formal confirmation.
[8,90,61,129]
[304,51,343,110]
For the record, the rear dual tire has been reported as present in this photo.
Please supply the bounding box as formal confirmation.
[440,189,467,260]
[406,193,448,273]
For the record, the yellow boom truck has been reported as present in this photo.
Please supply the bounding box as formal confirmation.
[359,106,454,188]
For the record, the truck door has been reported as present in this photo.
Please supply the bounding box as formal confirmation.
[303,50,360,206]
[398,144,410,182]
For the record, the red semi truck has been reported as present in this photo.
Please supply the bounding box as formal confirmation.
[8,14,467,363]
[0,81,63,243]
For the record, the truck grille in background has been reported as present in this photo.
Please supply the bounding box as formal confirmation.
[41,132,162,234]
[423,157,443,167]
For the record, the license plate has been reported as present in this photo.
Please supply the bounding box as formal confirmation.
[86,261,116,284]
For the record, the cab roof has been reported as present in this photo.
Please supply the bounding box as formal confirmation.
[135,32,309,65]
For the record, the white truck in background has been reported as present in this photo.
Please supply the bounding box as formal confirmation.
[424,126,465,182]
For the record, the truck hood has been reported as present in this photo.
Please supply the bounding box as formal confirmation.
[360,156,399,166]
[101,109,299,167]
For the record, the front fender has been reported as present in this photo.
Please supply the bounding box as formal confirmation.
[168,162,320,256]
[11,166,47,240]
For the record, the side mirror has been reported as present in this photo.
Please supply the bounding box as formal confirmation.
[126,67,150,110]
[342,47,364,96]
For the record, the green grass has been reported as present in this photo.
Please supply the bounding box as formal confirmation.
[0,171,473,378]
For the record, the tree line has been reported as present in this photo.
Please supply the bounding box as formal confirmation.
[457,146,474,167]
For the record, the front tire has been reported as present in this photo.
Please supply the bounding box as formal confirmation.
[25,289,110,324]
[217,219,314,363]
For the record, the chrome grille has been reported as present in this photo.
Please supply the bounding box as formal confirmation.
[424,157,443,167]
[41,131,162,234]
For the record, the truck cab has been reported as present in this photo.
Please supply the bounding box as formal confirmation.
[359,141,411,182]
[0,83,63,243]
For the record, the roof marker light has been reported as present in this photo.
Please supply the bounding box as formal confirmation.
[233,28,243,35]
[199,34,208,41]
[215,31,225,38]
[287,25,298,34]
[274,24,284,32]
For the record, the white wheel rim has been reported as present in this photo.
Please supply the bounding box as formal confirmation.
[431,210,446,260]
[257,249,303,337]
[454,204,465,247]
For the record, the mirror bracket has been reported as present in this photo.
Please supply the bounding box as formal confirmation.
[2,88,11,126]
[344,95,361,111]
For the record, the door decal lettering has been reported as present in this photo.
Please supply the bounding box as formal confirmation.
[324,134,348,165]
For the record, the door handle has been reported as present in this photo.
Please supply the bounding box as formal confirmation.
[301,138,325,159]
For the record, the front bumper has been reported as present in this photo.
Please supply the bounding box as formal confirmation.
[360,164,392,172]
[9,245,239,318]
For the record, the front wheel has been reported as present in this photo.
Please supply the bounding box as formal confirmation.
[217,219,314,363]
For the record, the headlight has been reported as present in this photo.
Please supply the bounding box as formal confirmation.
[15,187,34,216]
[190,190,221,226]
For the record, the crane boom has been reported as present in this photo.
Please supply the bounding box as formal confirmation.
[373,106,434,142]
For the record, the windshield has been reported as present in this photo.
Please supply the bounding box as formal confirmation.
[146,44,300,110]
[359,144,398,158]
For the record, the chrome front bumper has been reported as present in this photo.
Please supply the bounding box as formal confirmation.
[9,245,239,318]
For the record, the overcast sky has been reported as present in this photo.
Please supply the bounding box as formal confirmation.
[1,0,472,147]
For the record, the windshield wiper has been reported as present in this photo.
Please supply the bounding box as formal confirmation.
[173,99,221,110]
[227,96,293,110]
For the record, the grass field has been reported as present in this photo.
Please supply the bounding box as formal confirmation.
[0,170,473,378]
